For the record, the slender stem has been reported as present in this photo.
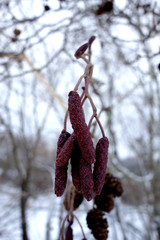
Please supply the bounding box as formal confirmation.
[87,94,97,113]
[64,110,68,131]
[68,185,75,214]
[95,115,105,137]
[73,213,87,239]
[88,113,97,130]
[59,214,69,240]
[74,73,85,91]
[80,55,90,64]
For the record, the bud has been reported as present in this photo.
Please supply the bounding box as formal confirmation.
[74,43,89,59]
[65,220,73,240]
[88,36,96,46]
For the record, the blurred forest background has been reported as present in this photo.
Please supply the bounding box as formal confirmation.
[0,0,160,239]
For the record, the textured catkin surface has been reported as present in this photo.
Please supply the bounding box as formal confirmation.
[57,130,71,155]
[68,91,95,164]
[93,137,109,195]
[71,140,81,191]
[79,157,94,201]
[56,133,76,167]
[55,130,70,197]
[55,164,68,197]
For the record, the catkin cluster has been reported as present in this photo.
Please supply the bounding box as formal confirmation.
[55,91,109,201]
[54,36,124,240]
[55,36,109,201]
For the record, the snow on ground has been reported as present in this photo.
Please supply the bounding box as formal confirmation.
[0,183,157,240]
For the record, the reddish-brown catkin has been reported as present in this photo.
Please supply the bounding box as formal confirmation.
[55,130,70,197]
[93,137,109,195]
[57,130,71,156]
[79,157,94,201]
[71,140,81,192]
[68,91,95,164]
[56,133,76,167]
[55,164,68,197]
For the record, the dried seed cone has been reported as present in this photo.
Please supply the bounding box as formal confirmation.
[93,137,109,195]
[103,173,123,197]
[79,157,94,201]
[55,130,70,197]
[71,140,81,191]
[95,194,114,213]
[64,188,83,211]
[56,133,77,167]
[68,91,95,164]
[87,208,109,240]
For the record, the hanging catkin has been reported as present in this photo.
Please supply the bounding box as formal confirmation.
[79,157,94,201]
[71,140,81,192]
[68,91,95,165]
[93,137,109,195]
[55,130,70,197]
[56,133,76,167]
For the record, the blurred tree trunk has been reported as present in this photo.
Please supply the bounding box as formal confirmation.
[20,178,29,240]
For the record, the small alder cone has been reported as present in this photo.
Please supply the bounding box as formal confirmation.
[87,208,109,240]
[64,188,83,211]
[93,137,109,195]
[71,140,81,191]
[95,194,114,213]
[103,173,123,197]
[79,157,94,201]
[56,133,77,167]
[68,91,95,164]
[55,130,71,197]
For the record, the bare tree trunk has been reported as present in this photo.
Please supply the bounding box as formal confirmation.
[20,179,29,240]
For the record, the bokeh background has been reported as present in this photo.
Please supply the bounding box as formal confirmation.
[0,0,160,239]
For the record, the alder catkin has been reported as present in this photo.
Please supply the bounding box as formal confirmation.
[56,133,77,167]
[68,91,95,164]
[56,130,71,156]
[79,157,94,201]
[55,164,68,197]
[71,140,81,191]
[93,137,109,195]
[55,130,70,197]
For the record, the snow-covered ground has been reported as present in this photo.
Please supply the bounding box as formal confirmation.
[0,183,158,240]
